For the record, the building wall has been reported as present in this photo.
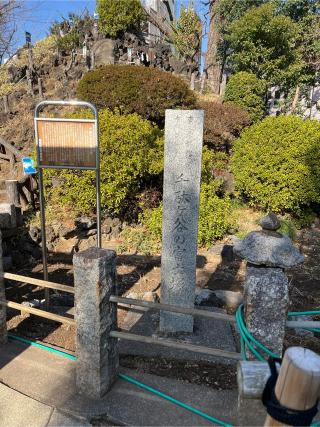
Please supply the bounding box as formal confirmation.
[143,0,175,44]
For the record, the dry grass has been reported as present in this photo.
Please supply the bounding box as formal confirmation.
[196,93,222,103]
[231,206,263,239]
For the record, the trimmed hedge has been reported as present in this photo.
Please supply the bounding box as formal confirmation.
[200,101,251,151]
[224,72,267,123]
[232,115,320,212]
[45,109,163,215]
[77,65,197,124]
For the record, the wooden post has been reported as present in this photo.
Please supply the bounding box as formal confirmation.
[3,95,9,114]
[26,69,34,97]
[38,78,43,99]
[265,347,320,426]
[0,231,7,344]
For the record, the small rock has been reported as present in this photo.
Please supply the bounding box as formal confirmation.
[110,224,122,238]
[142,291,158,303]
[22,299,41,308]
[208,243,225,255]
[75,216,96,230]
[259,213,281,231]
[214,290,243,308]
[87,228,97,237]
[29,226,41,243]
[126,292,138,300]
[195,288,223,307]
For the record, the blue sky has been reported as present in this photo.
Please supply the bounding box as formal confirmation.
[15,1,95,49]
[15,0,208,54]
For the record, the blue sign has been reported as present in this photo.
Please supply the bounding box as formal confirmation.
[22,157,37,174]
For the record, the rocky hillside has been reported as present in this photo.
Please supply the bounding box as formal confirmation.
[0,36,89,179]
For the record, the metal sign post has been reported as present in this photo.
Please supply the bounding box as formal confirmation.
[34,100,101,307]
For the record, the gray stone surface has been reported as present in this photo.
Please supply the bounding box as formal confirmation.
[0,203,16,229]
[48,409,91,426]
[0,383,53,427]
[244,266,289,358]
[73,247,118,398]
[119,307,237,364]
[0,230,6,343]
[160,109,204,333]
[259,212,281,231]
[214,290,243,309]
[234,230,304,268]
[93,39,115,66]
[0,341,239,426]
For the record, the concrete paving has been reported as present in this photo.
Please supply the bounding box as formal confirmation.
[0,340,239,426]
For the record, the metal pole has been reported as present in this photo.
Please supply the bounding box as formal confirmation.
[38,168,50,308]
[95,108,101,248]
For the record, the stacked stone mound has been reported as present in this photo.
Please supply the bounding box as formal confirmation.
[234,213,304,358]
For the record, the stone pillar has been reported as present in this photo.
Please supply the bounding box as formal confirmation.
[234,213,304,358]
[5,180,19,207]
[160,110,204,334]
[73,247,118,398]
[0,231,7,343]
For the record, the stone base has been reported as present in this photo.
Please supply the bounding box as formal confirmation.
[244,265,289,358]
[120,306,237,364]
[159,311,194,334]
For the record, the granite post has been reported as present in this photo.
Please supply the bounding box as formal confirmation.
[73,247,118,398]
[0,230,7,343]
[160,109,204,333]
[234,213,304,358]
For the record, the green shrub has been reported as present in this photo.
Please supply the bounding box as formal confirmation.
[77,65,197,125]
[200,101,251,151]
[45,109,163,215]
[97,0,145,38]
[224,72,267,123]
[140,182,232,248]
[232,115,320,213]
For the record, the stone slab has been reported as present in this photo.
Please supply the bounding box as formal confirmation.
[48,409,91,427]
[120,306,237,364]
[160,109,204,333]
[0,383,53,427]
[0,341,238,426]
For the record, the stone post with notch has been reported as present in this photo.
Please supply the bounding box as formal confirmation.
[73,247,118,398]
[160,109,204,334]
[234,213,304,358]
[0,230,7,343]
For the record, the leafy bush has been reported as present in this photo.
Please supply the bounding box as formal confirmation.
[45,109,163,215]
[140,182,232,248]
[77,65,197,124]
[97,0,145,38]
[198,183,232,246]
[224,72,267,122]
[232,115,320,213]
[200,101,251,151]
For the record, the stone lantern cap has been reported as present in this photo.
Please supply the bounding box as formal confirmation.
[234,213,304,268]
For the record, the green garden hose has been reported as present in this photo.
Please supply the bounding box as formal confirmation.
[236,304,320,362]
[7,333,232,427]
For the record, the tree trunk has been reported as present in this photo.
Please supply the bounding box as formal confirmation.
[288,85,300,114]
[205,1,223,95]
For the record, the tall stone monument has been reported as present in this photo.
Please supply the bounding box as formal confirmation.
[160,109,204,333]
